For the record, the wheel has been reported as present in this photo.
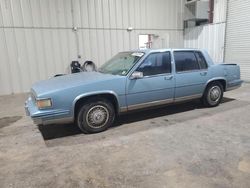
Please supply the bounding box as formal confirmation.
[77,98,115,133]
[202,82,223,107]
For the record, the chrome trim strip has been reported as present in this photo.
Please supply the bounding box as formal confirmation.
[72,90,120,116]
[176,69,208,74]
[126,94,203,111]
[120,106,127,113]
[174,94,202,102]
[205,77,226,88]
[73,90,119,104]
[134,73,173,79]
[127,98,174,111]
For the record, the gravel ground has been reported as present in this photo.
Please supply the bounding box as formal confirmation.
[0,84,250,188]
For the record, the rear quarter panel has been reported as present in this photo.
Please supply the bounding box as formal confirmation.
[207,64,241,90]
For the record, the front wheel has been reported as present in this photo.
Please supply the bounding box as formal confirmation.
[202,82,223,107]
[77,99,115,133]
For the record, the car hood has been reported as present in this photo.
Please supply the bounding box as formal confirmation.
[32,72,122,97]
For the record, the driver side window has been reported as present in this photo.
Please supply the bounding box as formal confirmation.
[136,52,171,76]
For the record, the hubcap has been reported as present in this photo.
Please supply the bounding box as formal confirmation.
[86,105,109,129]
[208,86,221,105]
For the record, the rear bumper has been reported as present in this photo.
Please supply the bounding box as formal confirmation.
[25,96,73,125]
[226,79,243,91]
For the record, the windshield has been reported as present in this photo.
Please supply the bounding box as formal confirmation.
[98,52,144,76]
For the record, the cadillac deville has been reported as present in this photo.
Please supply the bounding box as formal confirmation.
[25,49,243,133]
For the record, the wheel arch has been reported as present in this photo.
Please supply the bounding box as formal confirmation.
[204,78,227,93]
[72,91,120,119]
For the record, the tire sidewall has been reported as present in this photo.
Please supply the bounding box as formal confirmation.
[204,82,223,107]
[77,99,115,133]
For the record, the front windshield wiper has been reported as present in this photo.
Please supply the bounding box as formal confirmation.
[98,69,111,75]
[98,68,104,73]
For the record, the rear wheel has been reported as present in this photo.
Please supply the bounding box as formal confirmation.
[77,99,115,133]
[202,82,223,107]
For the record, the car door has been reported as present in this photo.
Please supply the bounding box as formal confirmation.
[126,51,175,110]
[174,51,209,101]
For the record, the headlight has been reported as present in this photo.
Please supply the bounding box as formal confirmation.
[36,99,52,109]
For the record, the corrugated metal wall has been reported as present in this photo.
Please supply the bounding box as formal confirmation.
[213,0,227,23]
[183,0,227,63]
[0,0,184,95]
[225,0,250,81]
[184,23,225,63]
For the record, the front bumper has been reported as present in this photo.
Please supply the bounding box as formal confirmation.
[25,96,73,125]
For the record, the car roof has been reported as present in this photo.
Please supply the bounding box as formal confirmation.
[123,48,203,53]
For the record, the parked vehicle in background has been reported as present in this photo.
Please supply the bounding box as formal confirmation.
[25,49,243,133]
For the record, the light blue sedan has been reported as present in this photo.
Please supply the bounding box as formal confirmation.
[25,49,243,133]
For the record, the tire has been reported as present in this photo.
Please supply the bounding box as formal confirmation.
[77,98,115,133]
[202,82,223,107]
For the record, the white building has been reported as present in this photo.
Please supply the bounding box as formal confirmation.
[0,0,249,95]
[184,0,250,82]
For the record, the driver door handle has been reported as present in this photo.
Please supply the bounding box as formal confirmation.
[164,75,173,80]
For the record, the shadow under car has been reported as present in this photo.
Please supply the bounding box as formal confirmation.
[38,97,235,140]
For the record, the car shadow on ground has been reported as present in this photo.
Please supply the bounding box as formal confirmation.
[38,97,235,140]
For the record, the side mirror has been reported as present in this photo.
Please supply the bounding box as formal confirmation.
[130,71,143,79]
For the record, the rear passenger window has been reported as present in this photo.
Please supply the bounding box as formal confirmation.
[174,51,200,72]
[195,51,208,69]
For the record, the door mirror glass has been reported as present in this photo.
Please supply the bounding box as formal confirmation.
[130,71,143,79]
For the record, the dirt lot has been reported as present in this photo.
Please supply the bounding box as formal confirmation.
[0,84,250,188]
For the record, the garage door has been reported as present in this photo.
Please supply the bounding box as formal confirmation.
[225,0,250,81]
